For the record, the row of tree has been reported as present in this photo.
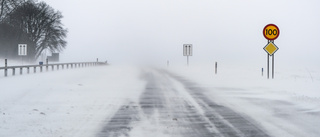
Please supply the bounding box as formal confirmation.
[0,0,67,61]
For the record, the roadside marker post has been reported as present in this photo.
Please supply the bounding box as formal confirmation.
[215,62,217,74]
[263,24,279,79]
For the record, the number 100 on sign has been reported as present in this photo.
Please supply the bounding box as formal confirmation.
[263,24,280,40]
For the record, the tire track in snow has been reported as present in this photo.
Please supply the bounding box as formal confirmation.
[139,70,217,137]
[97,102,140,137]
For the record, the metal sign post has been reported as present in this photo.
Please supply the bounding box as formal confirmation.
[267,53,269,79]
[263,24,279,79]
[183,44,193,66]
[272,54,275,79]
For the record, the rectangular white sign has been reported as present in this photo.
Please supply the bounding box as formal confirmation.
[183,44,193,56]
[18,44,27,56]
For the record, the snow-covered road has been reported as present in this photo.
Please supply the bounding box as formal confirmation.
[98,69,269,137]
[0,65,319,137]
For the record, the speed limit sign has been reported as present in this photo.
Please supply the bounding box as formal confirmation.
[263,24,280,40]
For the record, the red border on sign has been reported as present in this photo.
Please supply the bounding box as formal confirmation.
[263,24,280,40]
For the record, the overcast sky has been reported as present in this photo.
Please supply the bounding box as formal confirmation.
[43,0,320,68]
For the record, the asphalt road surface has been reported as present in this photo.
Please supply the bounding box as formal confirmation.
[97,69,270,137]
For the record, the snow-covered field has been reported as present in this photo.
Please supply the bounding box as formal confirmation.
[0,64,319,137]
[169,64,320,137]
[0,66,145,137]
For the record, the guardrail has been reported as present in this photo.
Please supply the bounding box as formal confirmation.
[0,59,107,77]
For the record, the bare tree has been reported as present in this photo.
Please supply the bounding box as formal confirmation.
[4,1,67,59]
[0,0,26,22]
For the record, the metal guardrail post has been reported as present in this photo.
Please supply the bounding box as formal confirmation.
[4,59,8,77]
[12,68,15,76]
[46,58,49,71]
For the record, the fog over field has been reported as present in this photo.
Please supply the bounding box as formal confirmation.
[43,0,320,68]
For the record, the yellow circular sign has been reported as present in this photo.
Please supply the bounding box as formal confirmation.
[263,24,280,40]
